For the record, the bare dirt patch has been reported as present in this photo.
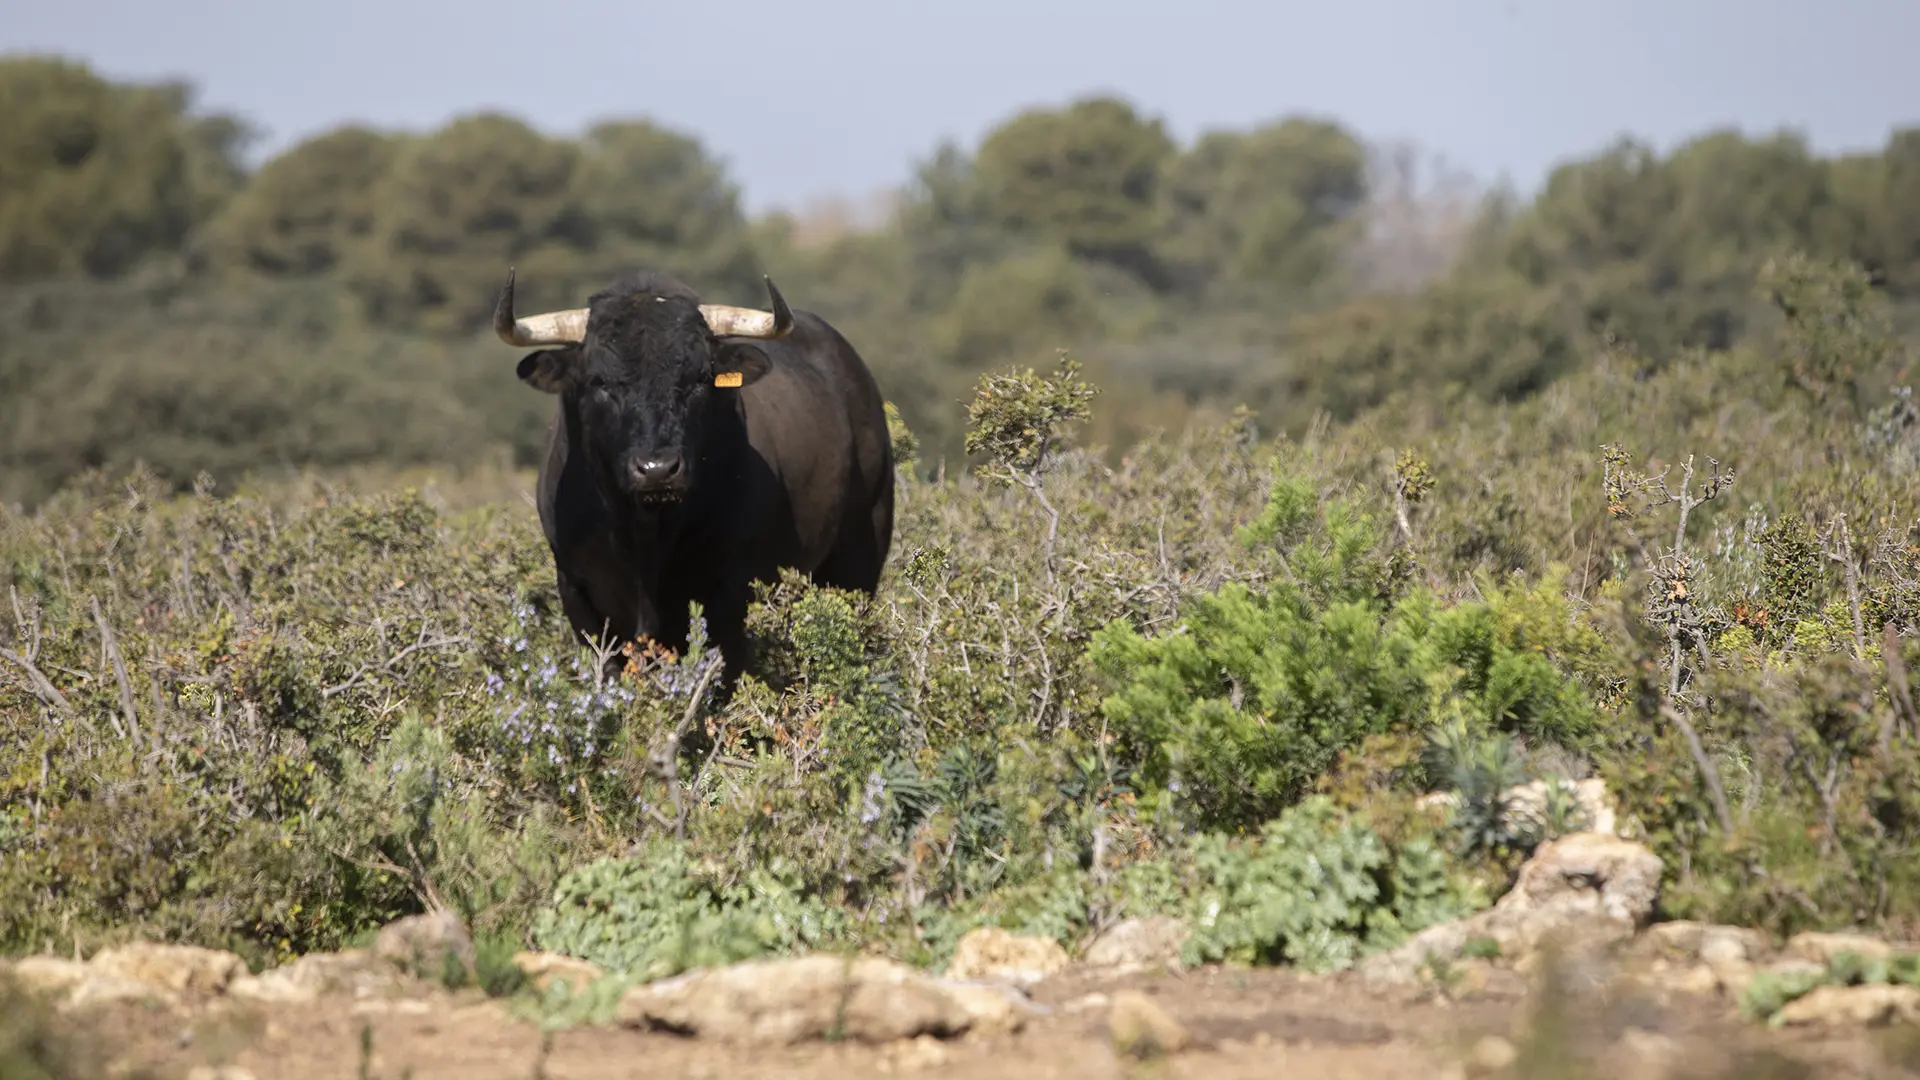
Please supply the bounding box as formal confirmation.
[71,965,1907,1080]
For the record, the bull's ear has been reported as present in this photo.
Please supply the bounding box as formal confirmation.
[713,343,773,389]
[516,348,577,394]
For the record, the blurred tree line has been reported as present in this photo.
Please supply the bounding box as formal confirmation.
[4,52,1919,507]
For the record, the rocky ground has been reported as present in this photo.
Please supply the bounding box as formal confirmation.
[9,832,1920,1080]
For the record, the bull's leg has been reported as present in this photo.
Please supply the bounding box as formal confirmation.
[813,478,894,597]
[555,569,626,680]
[653,598,693,659]
[702,579,757,703]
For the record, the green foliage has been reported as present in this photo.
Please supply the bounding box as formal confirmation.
[0,277,532,507]
[346,112,581,335]
[4,270,1920,972]
[735,571,912,794]
[972,96,1176,283]
[471,931,534,998]
[0,476,575,960]
[885,401,920,472]
[1156,117,1368,301]
[512,973,637,1032]
[1623,650,1920,937]
[529,840,850,981]
[0,55,248,282]
[1739,945,1920,1024]
[1425,721,1539,861]
[193,125,402,278]
[964,354,1100,483]
[563,119,763,300]
[0,387,1279,964]
[1760,251,1897,417]
[1091,457,1601,832]
[1755,513,1822,641]
[1179,796,1481,972]
[936,247,1113,371]
[303,712,577,941]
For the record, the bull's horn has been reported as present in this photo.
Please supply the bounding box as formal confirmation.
[492,267,588,346]
[698,276,794,339]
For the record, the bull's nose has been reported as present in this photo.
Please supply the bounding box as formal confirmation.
[631,453,683,489]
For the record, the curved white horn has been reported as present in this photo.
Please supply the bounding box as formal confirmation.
[492,267,588,346]
[698,276,794,339]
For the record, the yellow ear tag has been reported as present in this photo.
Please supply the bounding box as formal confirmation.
[714,371,743,388]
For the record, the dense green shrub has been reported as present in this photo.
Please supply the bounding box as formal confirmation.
[1089,457,1602,832]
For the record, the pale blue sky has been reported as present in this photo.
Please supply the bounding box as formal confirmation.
[5,0,1916,216]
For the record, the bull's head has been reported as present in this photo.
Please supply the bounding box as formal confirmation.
[493,268,792,504]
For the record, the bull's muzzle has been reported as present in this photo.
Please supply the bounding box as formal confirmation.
[627,451,686,499]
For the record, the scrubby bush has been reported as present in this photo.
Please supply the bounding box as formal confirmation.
[530,840,851,981]
[1172,795,1482,972]
[1740,944,1920,1023]
[1090,453,1603,832]
[4,253,1920,982]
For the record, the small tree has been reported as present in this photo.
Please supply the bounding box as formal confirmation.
[1600,442,1737,833]
[963,352,1099,584]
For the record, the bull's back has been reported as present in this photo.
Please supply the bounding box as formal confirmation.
[735,312,892,568]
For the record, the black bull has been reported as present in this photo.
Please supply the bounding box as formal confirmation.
[491,267,895,685]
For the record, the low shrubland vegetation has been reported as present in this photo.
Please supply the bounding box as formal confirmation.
[4,252,1919,994]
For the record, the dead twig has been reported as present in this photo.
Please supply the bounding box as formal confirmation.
[326,842,446,913]
[653,655,723,841]
[1883,621,1916,747]
[90,595,143,748]
[0,646,76,719]
[1661,704,1735,836]
[1822,514,1867,661]
[322,627,468,700]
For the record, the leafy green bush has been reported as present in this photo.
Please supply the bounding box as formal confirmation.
[1090,456,1601,832]
[0,475,584,960]
[529,840,850,980]
[1176,796,1483,972]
